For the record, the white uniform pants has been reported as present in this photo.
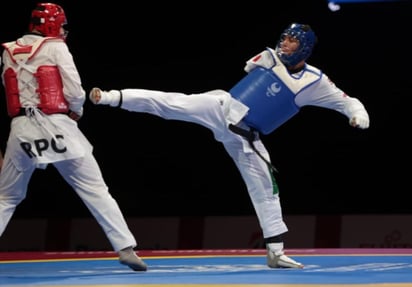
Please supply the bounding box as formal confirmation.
[120,88,288,238]
[0,129,137,252]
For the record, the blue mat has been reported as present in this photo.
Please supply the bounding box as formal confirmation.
[1,251,412,286]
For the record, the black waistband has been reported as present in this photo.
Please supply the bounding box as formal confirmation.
[16,108,28,116]
[228,123,278,173]
[228,124,257,142]
[15,107,68,118]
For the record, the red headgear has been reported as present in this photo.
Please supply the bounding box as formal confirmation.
[29,3,67,39]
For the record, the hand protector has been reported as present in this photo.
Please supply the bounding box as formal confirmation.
[349,114,369,129]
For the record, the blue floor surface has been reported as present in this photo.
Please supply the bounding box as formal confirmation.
[1,249,412,286]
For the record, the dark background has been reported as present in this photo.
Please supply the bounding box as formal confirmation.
[0,0,410,218]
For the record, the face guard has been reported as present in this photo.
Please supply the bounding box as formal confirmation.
[276,23,316,67]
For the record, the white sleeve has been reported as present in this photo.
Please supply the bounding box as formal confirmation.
[295,74,369,125]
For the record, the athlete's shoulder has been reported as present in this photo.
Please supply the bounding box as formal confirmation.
[304,63,322,76]
[43,36,65,43]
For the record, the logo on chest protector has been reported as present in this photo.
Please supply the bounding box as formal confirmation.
[20,134,67,158]
[266,82,282,97]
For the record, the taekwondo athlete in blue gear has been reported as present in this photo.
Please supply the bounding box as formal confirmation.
[89,23,370,269]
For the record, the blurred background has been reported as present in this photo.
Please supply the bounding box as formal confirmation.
[0,0,410,250]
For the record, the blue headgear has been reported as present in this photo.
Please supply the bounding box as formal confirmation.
[276,23,317,67]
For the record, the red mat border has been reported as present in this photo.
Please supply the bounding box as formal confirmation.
[1,248,412,261]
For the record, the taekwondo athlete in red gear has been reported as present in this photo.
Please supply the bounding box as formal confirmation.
[0,3,147,272]
[89,23,370,268]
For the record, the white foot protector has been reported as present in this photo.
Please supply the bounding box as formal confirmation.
[266,243,304,269]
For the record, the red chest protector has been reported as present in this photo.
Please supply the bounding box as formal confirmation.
[2,37,69,117]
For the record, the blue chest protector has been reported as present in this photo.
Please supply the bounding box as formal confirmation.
[230,49,322,135]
